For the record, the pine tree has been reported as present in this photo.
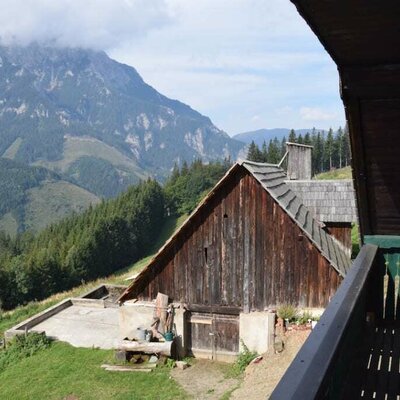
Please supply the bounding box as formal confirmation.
[280,136,287,158]
[246,141,263,162]
[267,139,280,164]
[288,129,296,143]
[336,127,343,168]
[343,124,351,166]
[247,141,258,161]
[325,128,334,170]
[261,141,268,162]
[304,132,312,146]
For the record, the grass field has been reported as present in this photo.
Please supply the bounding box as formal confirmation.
[24,180,100,232]
[35,136,148,180]
[315,166,352,180]
[1,137,22,160]
[0,342,187,400]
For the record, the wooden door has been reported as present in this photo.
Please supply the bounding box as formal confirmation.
[187,312,239,360]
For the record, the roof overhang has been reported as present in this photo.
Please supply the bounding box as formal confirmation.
[291,1,400,238]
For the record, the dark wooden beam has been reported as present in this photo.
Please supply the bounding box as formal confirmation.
[270,244,378,399]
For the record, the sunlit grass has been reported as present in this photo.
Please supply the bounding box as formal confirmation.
[0,341,187,400]
[315,166,352,180]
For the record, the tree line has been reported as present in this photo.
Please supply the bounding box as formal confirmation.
[0,160,230,310]
[247,127,351,175]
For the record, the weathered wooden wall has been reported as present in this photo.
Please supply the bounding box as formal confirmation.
[287,143,312,180]
[136,169,341,309]
[324,223,352,256]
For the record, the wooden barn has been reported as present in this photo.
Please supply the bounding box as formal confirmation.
[118,161,351,360]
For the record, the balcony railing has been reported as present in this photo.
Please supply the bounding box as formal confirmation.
[270,244,380,399]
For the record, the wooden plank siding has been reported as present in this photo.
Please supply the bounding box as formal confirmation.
[136,169,341,309]
[324,223,352,256]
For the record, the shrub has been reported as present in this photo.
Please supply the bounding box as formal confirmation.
[0,332,51,373]
[297,310,313,325]
[230,340,257,376]
[277,304,299,322]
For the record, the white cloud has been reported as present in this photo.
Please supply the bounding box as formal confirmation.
[0,0,172,49]
[300,107,337,122]
[0,0,345,133]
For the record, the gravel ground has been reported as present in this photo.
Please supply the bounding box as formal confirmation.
[230,329,311,399]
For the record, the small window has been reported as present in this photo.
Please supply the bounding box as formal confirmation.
[204,247,208,263]
[223,213,228,219]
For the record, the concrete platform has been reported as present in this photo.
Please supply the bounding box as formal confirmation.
[5,285,127,349]
[31,304,119,349]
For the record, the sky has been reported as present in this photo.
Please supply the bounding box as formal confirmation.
[0,0,345,135]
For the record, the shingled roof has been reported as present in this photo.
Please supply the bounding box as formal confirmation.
[241,161,351,276]
[285,180,357,223]
[119,161,351,302]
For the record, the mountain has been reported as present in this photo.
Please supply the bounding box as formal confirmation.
[0,43,245,187]
[233,128,325,147]
[0,158,99,235]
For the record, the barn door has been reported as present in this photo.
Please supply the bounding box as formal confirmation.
[187,312,239,360]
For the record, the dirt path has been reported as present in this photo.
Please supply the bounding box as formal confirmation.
[171,359,240,399]
[230,329,310,399]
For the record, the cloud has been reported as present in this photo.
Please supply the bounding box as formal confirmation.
[0,0,345,133]
[0,0,172,49]
[299,107,337,122]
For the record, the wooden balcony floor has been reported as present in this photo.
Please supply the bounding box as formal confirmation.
[342,325,400,399]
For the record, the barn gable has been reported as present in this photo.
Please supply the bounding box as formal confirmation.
[242,161,351,276]
[119,161,351,309]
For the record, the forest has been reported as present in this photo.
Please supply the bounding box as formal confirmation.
[246,127,351,175]
[0,160,230,310]
[0,125,350,310]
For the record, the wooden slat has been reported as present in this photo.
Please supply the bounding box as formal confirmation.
[387,327,400,399]
[376,327,395,399]
[341,325,375,399]
[362,327,386,398]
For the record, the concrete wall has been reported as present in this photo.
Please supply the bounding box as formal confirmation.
[239,311,276,354]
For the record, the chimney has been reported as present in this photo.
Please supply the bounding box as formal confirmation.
[286,142,313,180]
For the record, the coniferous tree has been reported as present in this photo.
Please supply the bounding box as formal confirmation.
[280,136,287,158]
[288,129,296,143]
[335,127,343,168]
[267,139,280,164]
[261,141,268,162]
[304,132,312,146]
[343,124,351,166]
[325,128,334,170]
[246,141,263,162]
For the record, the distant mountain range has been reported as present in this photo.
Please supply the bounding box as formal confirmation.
[233,128,326,147]
[0,43,245,234]
[0,43,244,179]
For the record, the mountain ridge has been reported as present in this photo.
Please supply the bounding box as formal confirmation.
[0,43,244,177]
[233,128,326,147]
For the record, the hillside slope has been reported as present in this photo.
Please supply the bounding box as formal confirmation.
[0,158,99,234]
